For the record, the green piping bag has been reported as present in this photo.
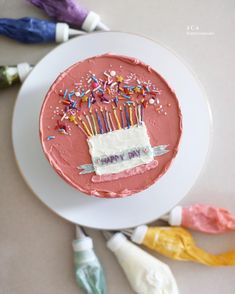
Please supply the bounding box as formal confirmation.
[72,226,106,294]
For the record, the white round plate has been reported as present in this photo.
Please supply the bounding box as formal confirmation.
[12,32,211,230]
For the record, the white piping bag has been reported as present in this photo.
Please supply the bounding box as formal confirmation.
[103,231,179,294]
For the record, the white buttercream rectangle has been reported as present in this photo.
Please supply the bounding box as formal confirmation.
[87,123,154,175]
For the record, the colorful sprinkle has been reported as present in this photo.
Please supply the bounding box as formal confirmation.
[82,95,88,102]
[149,98,155,105]
[121,94,130,99]
[47,135,55,141]
[88,96,91,108]
[116,75,124,83]
[63,89,68,98]
[110,70,116,77]
[52,66,162,138]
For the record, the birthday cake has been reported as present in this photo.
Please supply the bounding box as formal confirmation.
[39,54,182,198]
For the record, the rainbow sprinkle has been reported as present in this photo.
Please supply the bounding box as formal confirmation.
[48,66,166,140]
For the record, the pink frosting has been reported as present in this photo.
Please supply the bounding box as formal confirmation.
[40,54,182,198]
[182,204,235,234]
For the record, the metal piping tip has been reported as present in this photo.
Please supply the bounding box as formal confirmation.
[102,230,114,240]
[121,229,133,237]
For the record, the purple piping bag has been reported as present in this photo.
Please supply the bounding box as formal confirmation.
[28,0,109,32]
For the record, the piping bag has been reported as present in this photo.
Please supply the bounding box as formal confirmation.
[0,63,32,89]
[123,225,235,266]
[72,226,106,294]
[0,17,85,44]
[161,204,235,234]
[28,0,109,32]
[103,231,179,294]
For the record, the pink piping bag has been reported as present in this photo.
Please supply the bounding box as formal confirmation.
[161,204,235,234]
[28,0,109,32]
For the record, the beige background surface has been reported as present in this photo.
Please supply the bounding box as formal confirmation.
[0,0,235,293]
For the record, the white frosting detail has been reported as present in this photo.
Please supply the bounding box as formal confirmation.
[87,123,154,175]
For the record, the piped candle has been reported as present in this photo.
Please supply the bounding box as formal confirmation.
[133,103,139,124]
[78,116,92,137]
[100,107,108,133]
[137,104,142,124]
[119,106,124,128]
[124,105,130,128]
[104,232,179,294]
[95,109,103,134]
[28,0,109,32]
[108,112,115,131]
[0,17,84,44]
[112,106,121,129]
[84,112,94,135]
[162,204,235,234]
[89,109,97,135]
[105,108,111,132]
[128,105,134,126]
[73,226,106,294]
[123,225,235,266]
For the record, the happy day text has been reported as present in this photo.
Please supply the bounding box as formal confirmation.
[94,147,152,167]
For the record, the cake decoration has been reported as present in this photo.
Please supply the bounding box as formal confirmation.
[40,54,182,197]
[78,120,169,180]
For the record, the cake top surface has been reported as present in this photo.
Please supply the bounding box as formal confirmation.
[40,53,182,198]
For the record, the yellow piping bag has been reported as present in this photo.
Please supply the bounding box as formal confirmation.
[103,231,179,294]
[123,225,235,266]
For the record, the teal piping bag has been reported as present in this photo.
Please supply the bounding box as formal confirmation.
[0,63,32,89]
[72,226,106,294]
